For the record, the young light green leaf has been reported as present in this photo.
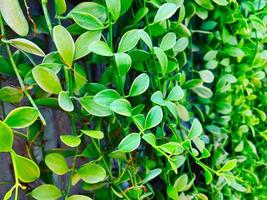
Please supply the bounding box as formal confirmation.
[173,37,189,53]
[167,85,184,101]
[118,133,141,152]
[114,53,132,75]
[32,66,62,94]
[154,3,179,23]
[192,85,213,98]
[31,184,62,200]
[58,91,74,112]
[129,73,150,97]
[154,47,168,75]
[12,152,40,183]
[5,107,38,129]
[142,168,162,184]
[67,195,92,200]
[0,0,29,36]
[195,0,214,10]
[74,31,101,59]
[94,89,121,106]
[8,38,45,57]
[54,0,67,16]
[81,130,104,139]
[118,29,140,52]
[110,99,132,116]
[88,41,113,57]
[188,118,202,140]
[160,32,177,51]
[106,0,121,21]
[212,0,228,6]
[80,96,112,117]
[78,163,106,184]
[45,153,69,175]
[0,121,13,152]
[60,135,81,147]
[174,174,188,191]
[159,142,184,155]
[145,106,163,129]
[199,70,214,83]
[53,25,75,67]
[218,159,237,172]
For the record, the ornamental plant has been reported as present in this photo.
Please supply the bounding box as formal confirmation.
[0,0,266,199]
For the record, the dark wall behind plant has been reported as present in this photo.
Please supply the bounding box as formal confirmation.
[0,0,266,200]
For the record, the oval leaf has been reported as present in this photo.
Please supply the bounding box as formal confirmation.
[118,133,141,152]
[32,66,62,94]
[129,73,150,97]
[5,107,38,129]
[0,121,13,152]
[60,135,81,147]
[45,153,69,175]
[145,106,163,129]
[188,118,202,140]
[78,163,106,184]
[81,130,104,139]
[58,91,74,112]
[31,184,62,200]
[110,99,132,116]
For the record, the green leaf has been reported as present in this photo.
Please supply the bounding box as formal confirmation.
[192,85,213,98]
[204,168,213,184]
[74,31,101,59]
[110,99,132,116]
[159,142,184,155]
[167,86,184,101]
[81,130,104,139]
[118,133,141,152]
[165,101,179,119]
[0,0,29,36]
[71,11,105,31]
[45,153,69,175]
[5,107,38,129]
[174,174,188,191]
[106,0,121,21]
[32,66,62,94]
[54,0,67,16]
[88,41,113,57]
[118,29,140,52]
[78,163,106,184]
[0,121,13,152]
[0,86,23,103]
[114,53,132,75]
[94,89,121,106]
[173,37,189,53]
[151,91,165,106]
[129,73,150,97]
[199,70,214,83]
[60,135,81,147]
[12,152,40,183]
[212,0,228,6]
[31,184,62,200]
[142,133,157,147]
[58,91,74,112]
[142,168,162,184]
[194,0,214,10]
[80,96,112,117]
[134,7,149,23]
[167,185,178,200]
[145,106,163,129]
[8,38,45,57]
[138,30,153,50]
[53,25,75,67]
[160,32,177,51]
[154,47,168,75]
[218,159,237,172]
[223,47,245,58]
[188,118,202,140]
[67,195,92,200]
[154,3,179,23]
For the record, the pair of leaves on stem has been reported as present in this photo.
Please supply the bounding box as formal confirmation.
[80,73,149,117]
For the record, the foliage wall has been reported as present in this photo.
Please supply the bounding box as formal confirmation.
[0,0,266,199]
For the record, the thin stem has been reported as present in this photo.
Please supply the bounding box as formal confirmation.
[41,0,53,35]
[10,151,19,200]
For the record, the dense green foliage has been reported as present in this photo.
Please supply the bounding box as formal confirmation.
[0,0,266,199]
